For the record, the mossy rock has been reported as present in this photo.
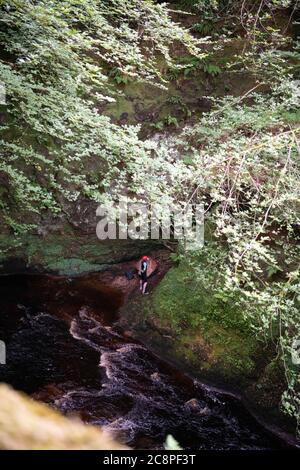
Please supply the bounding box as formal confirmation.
[246,359,286,410]
[0,233,163,275]
[46,258,108,275]
[150,264,258,382]
[0,384,127,450]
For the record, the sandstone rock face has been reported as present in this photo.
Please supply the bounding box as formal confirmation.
[0,384,128,450]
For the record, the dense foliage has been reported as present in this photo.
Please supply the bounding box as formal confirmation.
[0,0,199,232]
[174,79,300,429]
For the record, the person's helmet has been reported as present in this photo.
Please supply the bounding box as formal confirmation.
[142,256,148,261]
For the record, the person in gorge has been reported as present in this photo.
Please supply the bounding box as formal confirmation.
[139,256,149,295]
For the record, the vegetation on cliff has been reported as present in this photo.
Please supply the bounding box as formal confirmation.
[0,0,199,233]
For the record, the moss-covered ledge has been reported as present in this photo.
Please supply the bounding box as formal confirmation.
[0,233,163,276]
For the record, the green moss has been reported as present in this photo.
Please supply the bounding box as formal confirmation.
[46,258,106,275]
[248,358,286,409]
[150,261,259,381]
[0,231,163,275]
[103,38,256,131]
[26,239,65,264]
[280,110,300,124]
[153,262,253,334]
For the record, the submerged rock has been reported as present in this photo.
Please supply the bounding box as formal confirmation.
[185,398,199,409]
[184,399,210,416]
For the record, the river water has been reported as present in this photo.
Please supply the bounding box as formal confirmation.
[0,274,288,449]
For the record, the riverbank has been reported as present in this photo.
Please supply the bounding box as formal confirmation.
[0,270,294,449]
[117,257,300,448]
[0,243,299,448]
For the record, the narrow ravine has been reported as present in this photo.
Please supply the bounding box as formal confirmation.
[0,274,290,450]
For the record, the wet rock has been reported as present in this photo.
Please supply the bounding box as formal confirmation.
[185,398,200,409]
[151,372,161,381]
[123,330,134,338]
[184,399,210,416]
[198,406,210,416]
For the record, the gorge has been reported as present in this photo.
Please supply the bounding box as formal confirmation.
[0,0,300,451]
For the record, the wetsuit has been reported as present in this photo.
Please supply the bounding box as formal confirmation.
[140,261,148,282]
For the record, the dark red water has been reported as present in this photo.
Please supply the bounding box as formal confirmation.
[0,274,288,449]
